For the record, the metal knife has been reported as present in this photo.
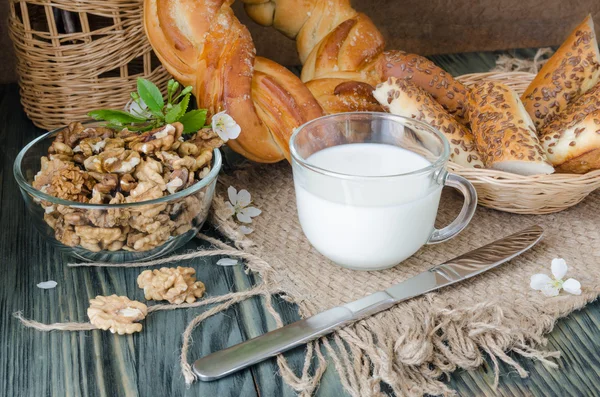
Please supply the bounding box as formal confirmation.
[194,225,543,381]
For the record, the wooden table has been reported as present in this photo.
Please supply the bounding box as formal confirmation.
[1,50,600,397]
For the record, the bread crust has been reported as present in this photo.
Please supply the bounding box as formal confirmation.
[539,82,600,173]
[373,78,482,168]
[305,79,383,113]
[299,17,469,125]
[521,15,600,129]
[555,148,600,173]
[468,81,554,175]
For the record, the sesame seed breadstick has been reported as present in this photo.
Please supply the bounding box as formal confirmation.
[373,77,483,168]
[522,15,600,130]
[468,81,554,176]
[539,81,600,173]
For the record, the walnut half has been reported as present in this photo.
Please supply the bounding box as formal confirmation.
[87,295,148,335]
[137,267,206,304]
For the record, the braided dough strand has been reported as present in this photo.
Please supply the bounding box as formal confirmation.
[243,0,470,124]
[144,0,324,162]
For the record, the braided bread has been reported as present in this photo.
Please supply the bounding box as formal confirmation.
[144,0,324,163]
[242,0,470,122]
[144,0,470,162]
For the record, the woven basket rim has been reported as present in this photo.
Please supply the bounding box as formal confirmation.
[452,71,600,184]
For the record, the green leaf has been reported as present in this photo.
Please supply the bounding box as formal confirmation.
[137,78,164,114]
[165,93,191,124]
[88,109,147,124]
[179,109,207,134]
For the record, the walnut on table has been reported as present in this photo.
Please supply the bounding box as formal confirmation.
[137,266,206,304]
[87,295,148,335]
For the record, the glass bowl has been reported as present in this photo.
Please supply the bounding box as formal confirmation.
[13,122,221,262]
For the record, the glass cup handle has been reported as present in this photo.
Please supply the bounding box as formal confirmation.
[428,173,477,244]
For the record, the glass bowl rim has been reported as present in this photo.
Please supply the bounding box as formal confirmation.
[289,112,451,180]
[13,121,222,210]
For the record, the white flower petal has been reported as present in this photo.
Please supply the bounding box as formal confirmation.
[217,258,239,267]
[37,280,57,289]
[239,226,253,234]
[551,258,568,280]
[530,274,552,290]
[125,98,149,117]
[227,186,238,206]
[240,206,261,218]
[224,202,236,217]
[541,284,560,297]
[226,123,241,140]
[212,112,241,141]
[236,190,251,208]
[236,212,253,224]
[214,128,227,142]
[562,278,582,295]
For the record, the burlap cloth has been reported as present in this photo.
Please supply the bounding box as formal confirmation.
[209,162,600,397]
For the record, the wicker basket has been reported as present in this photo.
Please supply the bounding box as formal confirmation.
[451,71,600,214]
[7,0,170,130]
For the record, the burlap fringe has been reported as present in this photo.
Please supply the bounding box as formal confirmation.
[208,195,565,396]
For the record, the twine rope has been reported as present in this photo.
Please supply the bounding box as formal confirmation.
[67,233,272,274]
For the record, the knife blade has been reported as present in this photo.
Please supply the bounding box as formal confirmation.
[193,225,543,381]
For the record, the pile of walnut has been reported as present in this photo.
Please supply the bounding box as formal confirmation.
[33,121,223,252]
[88,266,206,334]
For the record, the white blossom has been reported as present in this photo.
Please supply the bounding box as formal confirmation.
[530,258,581,297]
[125,97,151,118]
[225,186,261,225]
[212,111,241,142]
[37,280,57,289]
[239,226,254,235]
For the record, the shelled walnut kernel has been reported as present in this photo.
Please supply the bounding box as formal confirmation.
[137,267,206,304]
[87,295,148,335]
[32,121,223,252]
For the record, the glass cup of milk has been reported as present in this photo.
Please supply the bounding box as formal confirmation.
[289,112,477,271]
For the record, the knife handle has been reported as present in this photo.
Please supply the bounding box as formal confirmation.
[193,306,353,381]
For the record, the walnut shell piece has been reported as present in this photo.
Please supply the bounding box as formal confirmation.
[137,266,206,304]
[87,295,148,335]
